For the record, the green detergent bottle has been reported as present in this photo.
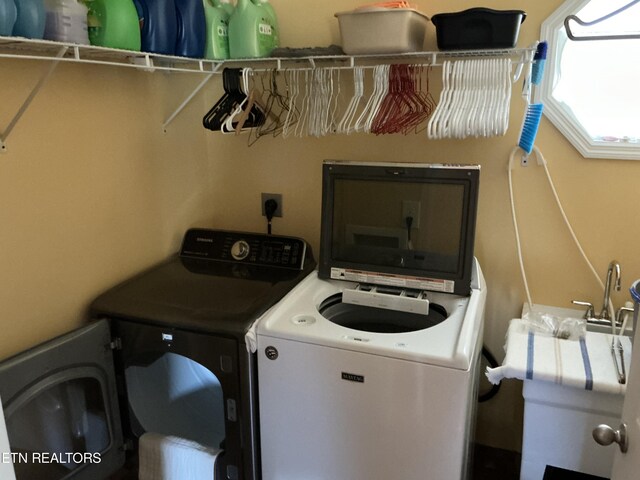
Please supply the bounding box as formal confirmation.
[253,0,278,51]
[228,0,276,58]
[203,0,230,59]
[84,0,141,51]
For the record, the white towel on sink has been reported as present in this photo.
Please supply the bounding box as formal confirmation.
[486,319,630,394]
[138,433,221,480]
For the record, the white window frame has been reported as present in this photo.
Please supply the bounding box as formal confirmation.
[538,0,640,160]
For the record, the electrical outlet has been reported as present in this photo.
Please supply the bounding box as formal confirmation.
[261,193,283,217]
[402,200,421,228]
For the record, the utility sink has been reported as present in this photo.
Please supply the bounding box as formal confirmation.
[519,302,630,479]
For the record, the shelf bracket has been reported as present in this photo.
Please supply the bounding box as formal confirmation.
[162,63,222,131]
[1,46,68,153]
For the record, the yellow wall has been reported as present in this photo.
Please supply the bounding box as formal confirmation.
[1,0,638,453]
[0,63,216,352]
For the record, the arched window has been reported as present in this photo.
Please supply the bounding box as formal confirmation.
[538,0,640,160]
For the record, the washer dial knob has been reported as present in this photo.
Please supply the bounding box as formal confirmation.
[265,346,279,360]
[231,240,250,260]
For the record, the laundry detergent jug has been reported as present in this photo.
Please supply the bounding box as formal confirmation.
[0,0,17,36]
[85,0,141,51]
[133,0,177,55]
[43,0,89,44]
[228,0,277,58]
[253,0,277,50]
[12,0,46,39]
[174,0,205,58]
[203,0,230,59]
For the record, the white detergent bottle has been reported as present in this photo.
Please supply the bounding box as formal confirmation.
[43,0,89,44]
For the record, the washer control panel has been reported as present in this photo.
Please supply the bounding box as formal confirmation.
[180,228,306,270]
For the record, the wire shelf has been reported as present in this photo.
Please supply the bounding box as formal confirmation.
[0,36,537,151]
[0,36,223,73]
[0,36,535,74]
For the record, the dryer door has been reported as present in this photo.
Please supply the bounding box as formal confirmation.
[0,320,124,480]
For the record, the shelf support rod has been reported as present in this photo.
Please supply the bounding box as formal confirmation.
[1,46,68,153]
[162,65,221,131]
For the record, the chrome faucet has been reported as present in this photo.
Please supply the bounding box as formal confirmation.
[598,260,621,321]
[572,260,622,323]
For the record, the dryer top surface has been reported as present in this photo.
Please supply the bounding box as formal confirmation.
[90,254,316,338]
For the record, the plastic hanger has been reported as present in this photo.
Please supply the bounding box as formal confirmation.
[427,57,514,139]
[497,58,513,136]
[220,68,266,134]
[203,68,243,131]
[427,60,449,139]
[203,68,265,133]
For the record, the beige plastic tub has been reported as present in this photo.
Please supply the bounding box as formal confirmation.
[335,7,430,55]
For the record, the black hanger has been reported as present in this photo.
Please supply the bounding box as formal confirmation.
[203,68,266,132]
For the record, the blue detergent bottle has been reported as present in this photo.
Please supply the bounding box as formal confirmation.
[12,0,46,38]
[0,0,18,36]
[132,0,177,55]
[175,0,205,58]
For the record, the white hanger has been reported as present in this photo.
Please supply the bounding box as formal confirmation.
[497,58,513,136]
[326,68,341,135]
[294,70,310,137]
[443,61,464,138]
[354,66,379,133]
[221,68,262,135]
[364,64,390,133]
[282,69,299,138]
[427,60,451,139]
[339,67,365,134]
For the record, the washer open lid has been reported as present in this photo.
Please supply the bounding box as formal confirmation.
[318,161,480,296]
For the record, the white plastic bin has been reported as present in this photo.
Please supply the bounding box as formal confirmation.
[335,8,429,55]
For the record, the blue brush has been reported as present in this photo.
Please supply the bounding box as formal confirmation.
[531,41,548,85]
[518,103,544,154]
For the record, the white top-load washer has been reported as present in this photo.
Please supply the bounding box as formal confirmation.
[256,161,486,480]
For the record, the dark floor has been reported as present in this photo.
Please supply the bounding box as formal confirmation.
[112,443,522,479]
[472,443,521,480]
